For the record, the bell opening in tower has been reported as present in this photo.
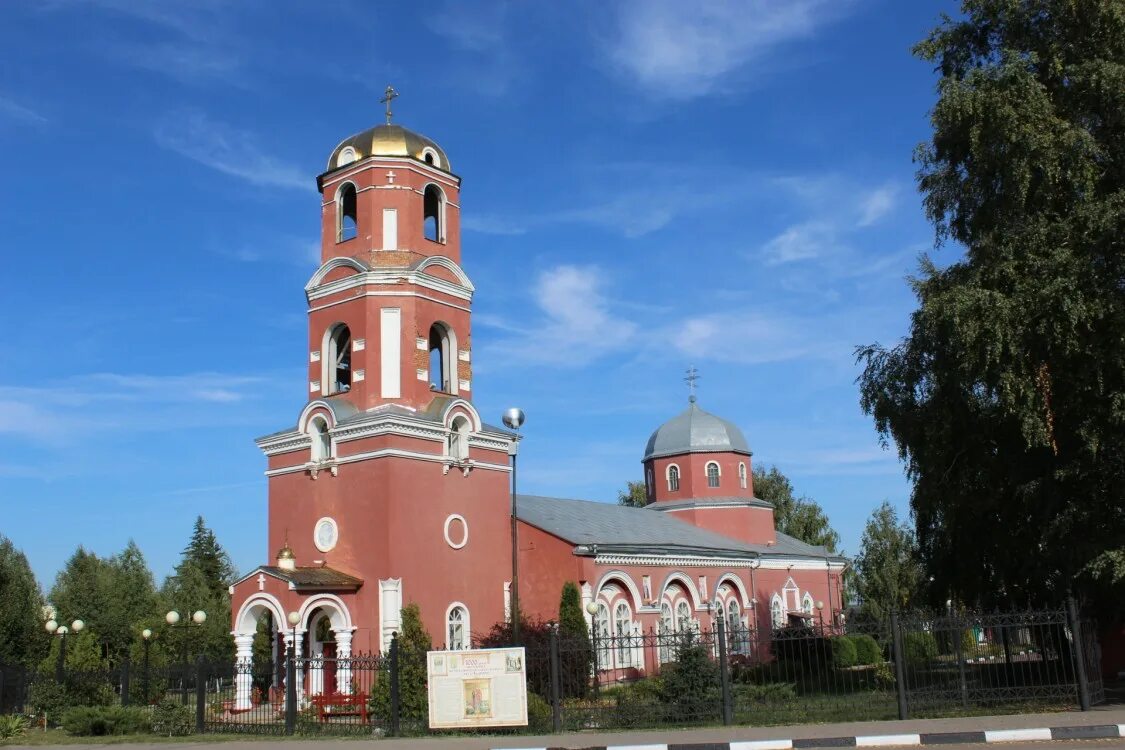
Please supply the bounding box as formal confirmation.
[326,324,352,395]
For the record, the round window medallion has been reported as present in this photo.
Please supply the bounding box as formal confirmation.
[443,514,468,550]
[314,517,338,552]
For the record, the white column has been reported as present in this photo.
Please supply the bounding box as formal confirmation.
[233,634,254,711]
[382,208,398,250]
[380,309,401,398]
[285,631,305,707]
[335,630,353,695]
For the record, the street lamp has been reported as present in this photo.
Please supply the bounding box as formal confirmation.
[45,617,83,682]
[585,601,600,696]
[166,610,206,705]
[141,628,153,704]
[503,407,525,643]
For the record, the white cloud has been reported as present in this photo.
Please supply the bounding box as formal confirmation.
[154,110,309,190]
[760,221,838,265]
[461,215,528,236]
[606,0,848,98]
[668,310,826,364]
[0,95,47,125]
[479,265,638,366]
[857,185,898,227]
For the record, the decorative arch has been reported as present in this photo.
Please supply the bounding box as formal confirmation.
[336,181,358,242]
[428,320,458,394]
[297,594,354,633]
[305,256,370,291]
[233,593,286,637]
[437,398,482,432]
[296,399,358,434]
[413,256,475,291]
[659,571,704,610]
[714,572,751,608]
[593,570,644,612]
[423,183,446,243]
[666,463,680,492]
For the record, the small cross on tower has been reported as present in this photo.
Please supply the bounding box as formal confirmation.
[684,365,700,403]
[380,85,399,125]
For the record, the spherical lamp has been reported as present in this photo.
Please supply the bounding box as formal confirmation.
[165,611,181,625]
[287,611,301,627]
[142,628,152,640]
[502,408,525,430]
[45,619,58,634]
[192,610,207,625]
[585,602,599,616]
[57,626,68,635]
[71,619,84,633]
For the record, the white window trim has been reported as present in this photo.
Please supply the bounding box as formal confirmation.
[336,146,358,168]
[613,601,634,668]
[666,463,680,491]
[313,516,338,552]
[422,182,447,244]
[738,462,747,489]
[706,460,721,487]
[322,323,352,397]
[770,594,785,629]
[443,514,468,549]
[420,147,442,169]
[308,415,332,463]
[335,181,358,243]
[445,602,469,650]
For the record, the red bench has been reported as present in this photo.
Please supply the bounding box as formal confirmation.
[310,692,369,724]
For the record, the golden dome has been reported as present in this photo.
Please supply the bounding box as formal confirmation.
[327,124,450,173]
[276,544,295,560]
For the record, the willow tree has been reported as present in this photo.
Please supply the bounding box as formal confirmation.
[858,0,1125,611]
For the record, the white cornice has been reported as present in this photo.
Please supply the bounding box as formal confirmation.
[593,553,847,571]
[265,447,511,477]
[321,157,461,191]
[308,290,472,315]
[306,266,474,303]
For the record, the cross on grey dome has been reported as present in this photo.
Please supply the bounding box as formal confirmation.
[642,400,751,461]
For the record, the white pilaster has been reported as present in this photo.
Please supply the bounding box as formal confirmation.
[233,634,254,711]
[335,630,354,694]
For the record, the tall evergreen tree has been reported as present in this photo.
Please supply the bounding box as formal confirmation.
[160,517,237,662]
[853,502,922,621]
[857,0,1125,611]
[752,465,841,552]
[557,581,592,698]
[0,535,46,666]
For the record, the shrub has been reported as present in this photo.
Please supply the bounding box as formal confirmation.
[525,692,552,733]
[659,636,720,722]
[0,715,28,740]
[852,635,882,666]
[732,682,797,704]
[830,636,858,668]
[903,631,938,666]
[61,705,152,736]
[26,680,68,722]
[370,603,432,727]
[150,698,193,737]
[773,626,830,670]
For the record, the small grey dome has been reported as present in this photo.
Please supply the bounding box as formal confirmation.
[643,401,751,461]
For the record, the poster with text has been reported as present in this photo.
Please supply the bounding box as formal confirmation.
[427,647,528,729]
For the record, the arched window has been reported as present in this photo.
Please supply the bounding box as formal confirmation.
[770,595,785,629]
[423,184,444,243]
[667,464,680,492]
[448,415,470,462]
[309,416,330,463]
[676,600,692,633]
[447,605,468,650]
[421,148,441,169]
[594,602,612,666]
[706,461,720,488]
[802,593,815,615]
[739,462,747,489]
[336,147,357,168]
[659,601,674,662]
[727,600,742,652]
[428,322,456,393]
[713,598,725,621]
[324,324,351,395]
[614,602,633,666]
[337,183,357,242]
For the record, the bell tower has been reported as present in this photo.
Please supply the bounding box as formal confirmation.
[305,89,471,412]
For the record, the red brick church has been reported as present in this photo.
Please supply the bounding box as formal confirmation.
[227,105,847,709]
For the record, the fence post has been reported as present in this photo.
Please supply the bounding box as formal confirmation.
[1066,597,1091,711]
[389,632,400,737]
[142,645,150,706]
[717,618,733,726]
[548,625,562,732]
[285,650,297,735]
[0,665,6,714]
[194,657,205,733]
[121,656,131,707]
[953,618,968,708]
[890,612,909,720]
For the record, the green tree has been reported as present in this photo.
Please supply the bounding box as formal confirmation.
[857,0,1125,611]
[616,480,648,508]
[102,542,157,661]
[752,465,841,552]
[557,581,591,699]
[160,517,237,662]
[0,535,46,666]
[370,603,432,727]
[853,502,921,621]
[49,548,114,658]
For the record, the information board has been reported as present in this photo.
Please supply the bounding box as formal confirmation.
[426,647,528,729]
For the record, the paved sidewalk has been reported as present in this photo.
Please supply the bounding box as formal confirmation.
[10,706,1124,750]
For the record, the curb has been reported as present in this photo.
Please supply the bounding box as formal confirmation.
[496,723,1125,749]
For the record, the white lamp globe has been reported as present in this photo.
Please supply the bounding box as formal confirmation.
[71,619,84,632]
[192,610,207,625]
[57,626,68,635]
[142,628,152,640]
[165,611,181,625]
[287,611,301,627]
[45,619,58,634]
[585,602,599,615]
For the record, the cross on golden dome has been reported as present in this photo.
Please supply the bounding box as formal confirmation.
[380,85,399,124]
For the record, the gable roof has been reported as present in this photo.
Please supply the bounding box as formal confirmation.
[515,494,845,562]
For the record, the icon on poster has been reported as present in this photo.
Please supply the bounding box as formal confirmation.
[463,678,492,718]
[505,654,522,672]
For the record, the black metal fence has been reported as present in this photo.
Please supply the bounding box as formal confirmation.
[0,602,1105,736]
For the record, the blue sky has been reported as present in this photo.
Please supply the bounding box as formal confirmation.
[0,0,955,589]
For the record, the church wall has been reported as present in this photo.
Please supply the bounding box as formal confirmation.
[513,522,588,622]
[660,505,777,546]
